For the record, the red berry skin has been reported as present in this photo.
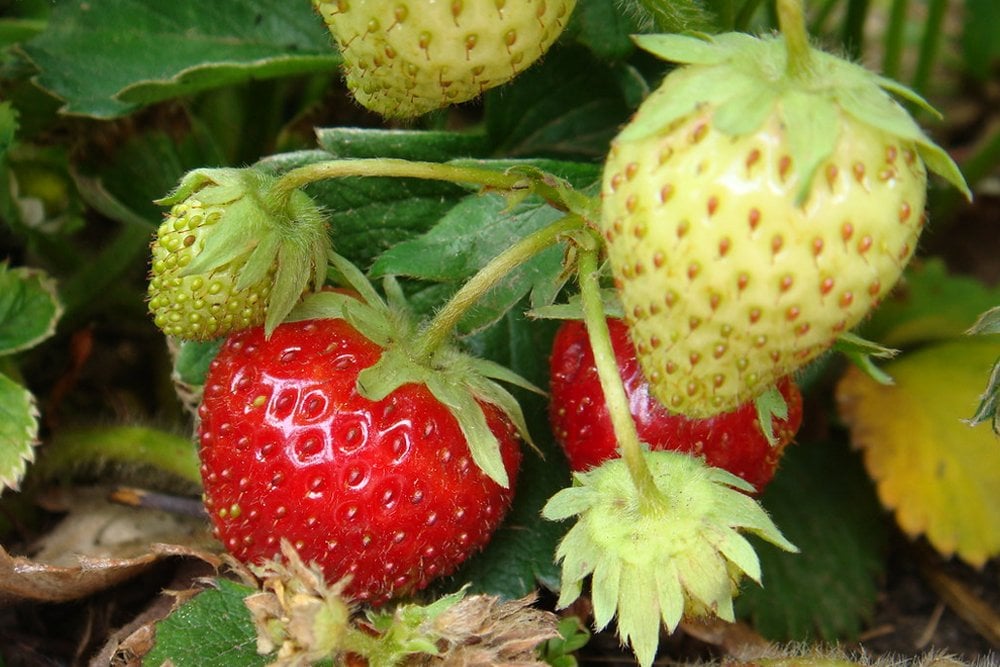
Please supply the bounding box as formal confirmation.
[198,318,522,605]
[548,319,802,491]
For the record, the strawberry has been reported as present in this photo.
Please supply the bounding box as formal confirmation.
[313,0,576,118]
[600,33,969,418]
[199,317,523,605]
[549,318,802,490]
[148,168,329,341]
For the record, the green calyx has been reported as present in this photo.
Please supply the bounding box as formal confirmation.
[287,252,539,488]
[150,167,331,339]
[623,32,970,202]
[542,450,796,667]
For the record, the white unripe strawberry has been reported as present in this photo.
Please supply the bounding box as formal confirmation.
[601,33,969,418]
[313,0,576,118]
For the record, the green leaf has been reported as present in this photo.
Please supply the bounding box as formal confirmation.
[19,0,337,118]
[174,340,225,388]
[632,33,728,65]
[485,46,633,160]
[0,372,38,493]
[736,441,887,641]
[370,193,567,334]
[753,385,788,446]
[146,579,270,667]
[0,264,62,356]
[834,332,900,386]
[565,0,638,60]
[426,372,510,488]
[369,161,598,333]
[0,17,47,49]
[782,90,839,203]
[862,258,1000,348]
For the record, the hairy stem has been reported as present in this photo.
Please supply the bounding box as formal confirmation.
[576,236,660,507]
[271,158,565,207]
[776,0,813,79]
[413,215,584,362]
[34,425,202,487]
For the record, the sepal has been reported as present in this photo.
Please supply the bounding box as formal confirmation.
[288,252,537,488]
[542,450,795,667]
[624,32,970,200]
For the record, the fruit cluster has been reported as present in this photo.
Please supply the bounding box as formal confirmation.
[142,2,971,665]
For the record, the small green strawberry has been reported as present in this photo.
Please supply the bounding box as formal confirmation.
[148,168,330,341]
[313,0,576,118]
[601,32,969,418]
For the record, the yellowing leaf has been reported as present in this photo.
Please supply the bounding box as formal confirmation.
[836,336,1000,566]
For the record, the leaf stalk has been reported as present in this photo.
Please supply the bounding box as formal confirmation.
[413,215,584,362]
[776,0,814,79]
[576,235,662,509]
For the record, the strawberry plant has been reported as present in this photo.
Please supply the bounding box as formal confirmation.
[2,0,1000,665]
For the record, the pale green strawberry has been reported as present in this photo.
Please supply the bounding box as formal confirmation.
[313,0,576,118]
[601,33,970,418]
[148,168,330,341]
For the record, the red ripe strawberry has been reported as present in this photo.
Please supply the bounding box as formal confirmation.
[548,318,802,491]
[199,317,522,605]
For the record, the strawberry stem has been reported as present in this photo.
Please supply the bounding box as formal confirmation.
[270,158,567,208]
[576,234,661,508]
[777,0,813,79]
[412,215,584,362]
